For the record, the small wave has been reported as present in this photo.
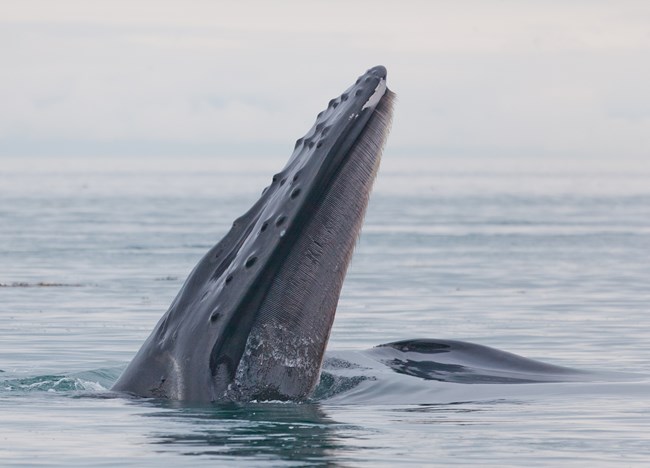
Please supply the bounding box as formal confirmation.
[310,372,374,401]
[2,375,107,393]
[0,281,83,288]
[1,367,122,395]
[154,276,178,281]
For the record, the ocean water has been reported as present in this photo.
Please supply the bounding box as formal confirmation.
[1,154,649,466]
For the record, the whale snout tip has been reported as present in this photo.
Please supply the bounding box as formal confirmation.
[367,65,387,79]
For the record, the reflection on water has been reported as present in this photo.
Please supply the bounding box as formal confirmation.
[142,402,355,464]
[134,399,521,466]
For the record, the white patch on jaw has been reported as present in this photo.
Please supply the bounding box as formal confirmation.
[169,355,184,399]
[362,78,387,110]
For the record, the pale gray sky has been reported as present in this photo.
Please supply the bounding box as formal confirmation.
[1,0,649,158]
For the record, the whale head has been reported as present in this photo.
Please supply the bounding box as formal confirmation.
[112,66,395,402]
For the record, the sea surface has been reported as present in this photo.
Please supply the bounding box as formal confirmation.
[1,154,649,466]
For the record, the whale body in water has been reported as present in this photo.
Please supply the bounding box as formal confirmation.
[112,66,583,402]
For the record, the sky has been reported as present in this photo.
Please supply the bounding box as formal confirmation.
[1,1,649,159]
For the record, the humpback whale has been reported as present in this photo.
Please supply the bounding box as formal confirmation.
[112,66,590,402]
[112,66,395,401]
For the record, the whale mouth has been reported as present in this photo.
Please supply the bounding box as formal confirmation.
[111,66,395,402]
[209,66,395,402]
